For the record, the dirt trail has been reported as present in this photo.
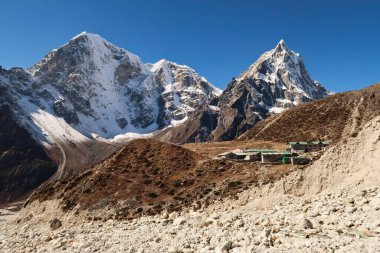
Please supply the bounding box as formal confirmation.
[56,143,67,180]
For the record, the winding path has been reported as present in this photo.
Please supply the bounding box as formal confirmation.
[56,143,67,180]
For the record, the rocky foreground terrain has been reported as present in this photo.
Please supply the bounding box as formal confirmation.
[1,185,379,252]
[0,114,379,252]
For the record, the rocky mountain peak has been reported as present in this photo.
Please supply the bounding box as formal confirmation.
[148,58,221,126]
[29,32,147,79]
[155,41,330,143]
[237,40,328,108]
[150,59,221,93]
[1,32,221,142]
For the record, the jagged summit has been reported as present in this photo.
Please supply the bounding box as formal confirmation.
[275,39,287,50]
[147,59,222,92]
[149,58,221,126]
[71,31,96,39]
[68,32,118,49]
[239,40,328,105]
[29,32,145,77]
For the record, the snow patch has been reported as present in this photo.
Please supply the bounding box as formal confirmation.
[208,105,220,111]
[269,107,286,114]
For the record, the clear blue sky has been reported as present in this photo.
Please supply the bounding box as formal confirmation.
[1,0,379,92]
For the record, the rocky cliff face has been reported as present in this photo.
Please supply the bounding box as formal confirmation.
[149,59,221,126]
[155,40,330,143]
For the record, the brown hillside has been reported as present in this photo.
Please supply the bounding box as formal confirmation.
[239,83,380,143]
[27,138,296,220]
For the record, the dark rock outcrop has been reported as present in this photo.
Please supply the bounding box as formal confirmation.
[0,105,57,203]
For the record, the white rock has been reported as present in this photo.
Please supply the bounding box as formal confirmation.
[173,217,186,226]
[216,241,232,253]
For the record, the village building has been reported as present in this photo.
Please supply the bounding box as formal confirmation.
[261,152,292,164]
[217,149,295,164]
[217,151,261,161]
[288,141,330,153]
[282,156,309,165]
[216,140,330,165]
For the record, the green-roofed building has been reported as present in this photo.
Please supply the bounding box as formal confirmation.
[288,141,330,153]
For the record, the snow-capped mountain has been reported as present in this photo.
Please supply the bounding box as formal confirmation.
[149,59,221,126]
[0,32,220,144]
[155,40,330,143]
[235,39,328,113]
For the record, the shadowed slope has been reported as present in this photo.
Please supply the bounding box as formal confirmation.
[0,105,57,203]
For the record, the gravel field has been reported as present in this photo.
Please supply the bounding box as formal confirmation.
[1,186,380,253]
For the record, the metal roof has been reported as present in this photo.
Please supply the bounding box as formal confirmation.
[217,151,233,156]
[244,149,277,153]
[288,142,308,145]
[311,140,330,145]
[288,141,331,145]
[233,152,256,156]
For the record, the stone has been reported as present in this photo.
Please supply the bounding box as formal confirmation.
[369,198,380,209]
[217,241,232,253]
[44,235,52,242]
[261,217,270,226]
[347,207,357,213]
[197,221,210,228]
[167,246,179,253]
[236,219,244,227]
[302,219,313,229]
[358,190,367,197]
[374,227,380,234]
[50,218,62,230]
[261,228,271,238]
[173,217,186,226]
[253,239,260,245]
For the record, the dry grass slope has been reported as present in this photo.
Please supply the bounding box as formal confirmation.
[27,139,296,220]
[240,83,380,143]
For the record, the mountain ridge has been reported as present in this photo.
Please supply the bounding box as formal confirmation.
[155,40,329,143]
[0,32,220,144]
